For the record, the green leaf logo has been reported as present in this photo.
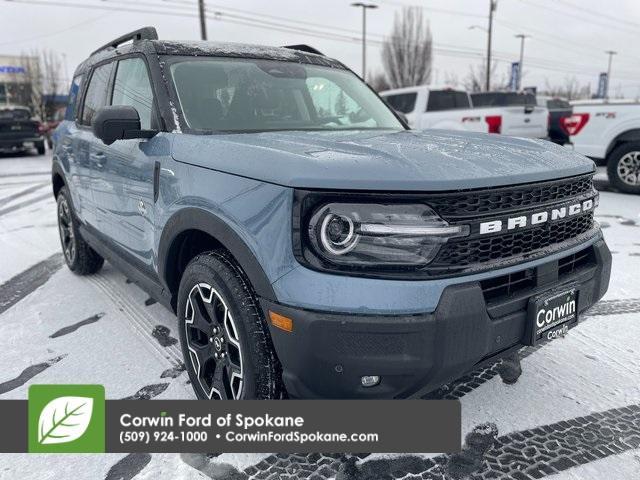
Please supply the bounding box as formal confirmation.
[37,396,94,445]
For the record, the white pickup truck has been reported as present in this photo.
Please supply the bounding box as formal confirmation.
[379,86,548,138]
[567,100,640,194]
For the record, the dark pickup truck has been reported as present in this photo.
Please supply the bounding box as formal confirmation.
[0,106,46,155]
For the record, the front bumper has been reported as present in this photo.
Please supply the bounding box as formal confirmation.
[263,239,611,398]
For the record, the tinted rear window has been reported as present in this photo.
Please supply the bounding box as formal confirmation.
[0,108,30,121]
[426,90,470,111]
[382,92,417,113]
[472,92,536,107]
[547,98,570,110]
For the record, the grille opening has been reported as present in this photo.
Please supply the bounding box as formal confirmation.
[428,174,594,219]
[433,212,595,268]
[559,246,596,277]
[481,268,536,303]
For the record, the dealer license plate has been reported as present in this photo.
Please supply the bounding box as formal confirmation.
[527,288,578,345]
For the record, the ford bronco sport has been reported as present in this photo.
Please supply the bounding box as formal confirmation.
[52,27,611,400]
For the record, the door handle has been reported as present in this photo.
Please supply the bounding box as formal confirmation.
[138,200,147,215]
[91,151,106,168]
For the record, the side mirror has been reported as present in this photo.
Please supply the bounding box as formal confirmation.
[92,105,157,145]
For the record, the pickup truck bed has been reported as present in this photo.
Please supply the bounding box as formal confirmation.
[0,106,45,155]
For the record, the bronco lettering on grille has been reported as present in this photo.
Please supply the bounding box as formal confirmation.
[479,199,594,235]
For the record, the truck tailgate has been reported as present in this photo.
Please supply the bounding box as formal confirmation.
[0,120,40,141]
[500,106,547,138]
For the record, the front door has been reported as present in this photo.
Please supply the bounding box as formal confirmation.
[93,57,158,271]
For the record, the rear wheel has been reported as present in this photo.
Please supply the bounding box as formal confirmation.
[607,142,640,194]
[178,250,282,400]
[36,141,45,155]
[56,187,104,275]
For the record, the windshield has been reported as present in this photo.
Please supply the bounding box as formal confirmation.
[169,58,403,132]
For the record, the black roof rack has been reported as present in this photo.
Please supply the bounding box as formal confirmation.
[91,26,158,56]
[282,44,324,56]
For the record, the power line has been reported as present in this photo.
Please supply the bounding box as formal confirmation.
[0,13,110,46]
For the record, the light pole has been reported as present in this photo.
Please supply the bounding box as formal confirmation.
[605,50,617,99]
[486,0,497,92]
[515,34,530,90]
[351,2,378,81]
[198,0,207,40]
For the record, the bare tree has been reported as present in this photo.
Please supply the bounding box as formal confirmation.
[367,71,391,92]
[381,7,433,89]
[12,50,64,120]
[542,76,591,101]
[463,61,505,93]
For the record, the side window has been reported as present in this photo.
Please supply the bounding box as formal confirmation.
[383,93,417,114]
[426,91,470,112]
[65,74,83,121]
[111,58,154,129]
[80,63,113,126]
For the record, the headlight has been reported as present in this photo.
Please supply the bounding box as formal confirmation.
[304,202,469,270]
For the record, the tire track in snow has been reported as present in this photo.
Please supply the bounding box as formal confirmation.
[0,182,48,206]
[236,403,640,480]
[0,355,66,395]
[0,253,64,315]
[104,453,152,480]
[0,192,52,217]
[87,274,183,367]
[49,312,105,338]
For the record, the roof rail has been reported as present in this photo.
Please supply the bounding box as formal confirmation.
[282,44,324,56]
[91,26,158,56]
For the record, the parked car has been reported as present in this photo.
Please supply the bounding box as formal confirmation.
[471,91,549,138]
[537,95,572,145]
[0,105,46,155]
[566,99,640,194]
[380,86,489,133]
[53,27,611,400]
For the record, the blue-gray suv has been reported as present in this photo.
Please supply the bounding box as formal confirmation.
[52,28,611,400]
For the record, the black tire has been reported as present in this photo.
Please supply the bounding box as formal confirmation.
[36,141,45,155]
[607,142,640,194]
[178,250,282,400]
[56,187,104,275]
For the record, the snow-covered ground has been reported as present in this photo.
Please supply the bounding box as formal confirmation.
[0,154,638,480]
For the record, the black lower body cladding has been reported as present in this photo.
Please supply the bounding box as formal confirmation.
[263,239,611,399]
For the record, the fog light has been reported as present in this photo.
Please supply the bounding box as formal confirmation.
[361,375,380,387]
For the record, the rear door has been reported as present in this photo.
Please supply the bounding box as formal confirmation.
[92,56,158,270]
[73,62,115,227]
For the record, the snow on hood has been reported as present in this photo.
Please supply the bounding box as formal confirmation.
[171,129,595,191]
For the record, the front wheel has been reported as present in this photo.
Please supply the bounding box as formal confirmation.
[178,250,283,400]
[607,142,640,194]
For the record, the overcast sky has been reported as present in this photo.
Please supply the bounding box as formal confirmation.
[1,0,639,97]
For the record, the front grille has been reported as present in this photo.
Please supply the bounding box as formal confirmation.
[432,212,595,268]
[558,247,596,276]
[480,245,596,304]
[481,269,536,303]
[426,174,594,219]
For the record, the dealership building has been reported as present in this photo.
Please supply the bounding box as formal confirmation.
[0,54,38,106]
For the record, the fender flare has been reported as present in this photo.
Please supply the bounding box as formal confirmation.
[51,161,67,197]
[606,128,640,158]
[158,207,276,301]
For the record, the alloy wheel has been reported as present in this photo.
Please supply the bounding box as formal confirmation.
[57,197,76,264]
[184,283,244,399]
[617,151,640,186]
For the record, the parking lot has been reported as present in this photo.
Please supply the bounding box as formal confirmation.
[1,152,639,480]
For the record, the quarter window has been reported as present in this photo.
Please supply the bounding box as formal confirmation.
[80,63,113,126]
[112,58,154,129]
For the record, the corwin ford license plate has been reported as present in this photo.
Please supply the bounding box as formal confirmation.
[527,288,578,345]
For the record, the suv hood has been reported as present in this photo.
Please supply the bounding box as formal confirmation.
[171,129,595,191]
